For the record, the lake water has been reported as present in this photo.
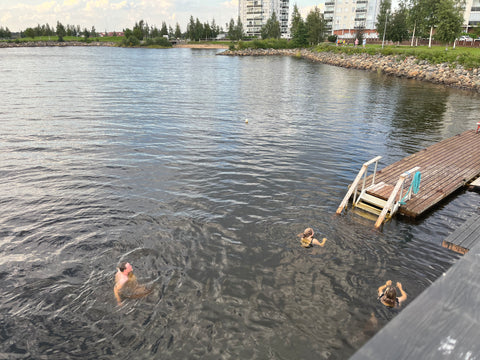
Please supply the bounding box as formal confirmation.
[1,46,479,359]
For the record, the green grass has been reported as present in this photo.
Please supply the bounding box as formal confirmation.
[313,43,480,69]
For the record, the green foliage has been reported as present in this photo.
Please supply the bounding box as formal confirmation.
[122,35,140,47]
[388,4,409,43]
[261,11,281,39]
[152,36,172,47]
[236,38,293,50]
[327,35,337,43]
[56,21,66,42]
[228,16,244,41]
[435,0,464,46]
[376,0,391,40]
[0,26,12,39]
[305,6,326,45]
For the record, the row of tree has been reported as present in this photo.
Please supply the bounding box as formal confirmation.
[224,5,327,45]
[376,0,466,47]
[0,26,12,39]
[22,22,99,40]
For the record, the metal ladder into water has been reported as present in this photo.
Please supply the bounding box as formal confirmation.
[336,156,420,228]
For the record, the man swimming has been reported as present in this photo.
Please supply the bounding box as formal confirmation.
[114,262,151,305]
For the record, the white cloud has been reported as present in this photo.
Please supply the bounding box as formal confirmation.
[110,1,127,10]
[37,1,56,13]
[63,0,80,6]
[222,0,237,9]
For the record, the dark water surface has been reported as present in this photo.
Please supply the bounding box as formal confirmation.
[1,47,479,359]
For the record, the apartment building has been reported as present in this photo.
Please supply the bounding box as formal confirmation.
[324,0,381,38]
[464,0,480,31]
[239,0,290,38]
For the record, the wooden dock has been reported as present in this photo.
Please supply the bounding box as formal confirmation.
[365,130,480,218]
[351,214,480,360]
[442,213,480,254]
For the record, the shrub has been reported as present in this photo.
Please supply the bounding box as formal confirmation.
[153,37,172,47]
[327,35,337,43]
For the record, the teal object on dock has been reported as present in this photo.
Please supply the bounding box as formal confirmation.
[399,171,421,205]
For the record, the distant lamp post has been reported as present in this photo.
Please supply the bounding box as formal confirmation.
[382,11,389,49]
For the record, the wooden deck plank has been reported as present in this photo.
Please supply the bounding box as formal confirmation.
[442,214,480,253]
[351,214,480,360]
[364,130,480,218]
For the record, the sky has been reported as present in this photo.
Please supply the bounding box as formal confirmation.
[0,0,324,33]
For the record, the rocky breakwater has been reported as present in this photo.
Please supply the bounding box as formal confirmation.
[220,48,480,93]
[0,41,116,48]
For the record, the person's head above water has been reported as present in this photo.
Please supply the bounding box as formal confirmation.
[382,286,397,306]
[302,228,314,238]
[117,262,133,274]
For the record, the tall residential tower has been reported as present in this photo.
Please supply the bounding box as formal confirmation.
[239,0,290,38]
[464,0,480,31]
[324,0,381,38]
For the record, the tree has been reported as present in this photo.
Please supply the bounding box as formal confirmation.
[228,18,235,40]
[133,20,145,40]
[389,4,409,43]
[90,26,97,38]
[417,0,440,47]
[83,27,90,39]
[174,23,182,39]
[234,16,244,40]
[56,21,66,41]
[305,6,326,45]
[435,0,464,49]
[290,5,308,47]
[24,27,35,39]
[356,26,365,44]
[228,17,243,40]
[376,0,392,41]
[160,21,168,36]
[0,26,12,39]
[261,11,281,39]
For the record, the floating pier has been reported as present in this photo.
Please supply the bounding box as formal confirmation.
[337,130,480,227]
[442,213,480,254]
[351,213,480,360]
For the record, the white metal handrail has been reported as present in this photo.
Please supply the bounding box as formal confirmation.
[374,166,420,228]
[336,156,382,215]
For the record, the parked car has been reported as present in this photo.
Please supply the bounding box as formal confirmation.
[458,36,473,41]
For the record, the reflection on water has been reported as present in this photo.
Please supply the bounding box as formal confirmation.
[0,47,479,359]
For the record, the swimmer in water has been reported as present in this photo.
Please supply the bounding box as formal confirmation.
[298,228,327,248]
[377,280,407,308]
[114,262,151,305]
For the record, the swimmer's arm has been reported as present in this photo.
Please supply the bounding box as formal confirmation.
[377,280,391,296]
[114,285,122,305]
[316,237,327,247]
[396,282,407,304]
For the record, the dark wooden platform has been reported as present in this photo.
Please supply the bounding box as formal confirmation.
[365,130,480,218]
[442,214,480,254]
[351,214,480,360]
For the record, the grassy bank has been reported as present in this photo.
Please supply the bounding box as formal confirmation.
[313,43,480,69]
[230,39,480,69]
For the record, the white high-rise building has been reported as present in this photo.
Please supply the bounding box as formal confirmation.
[464,0,480,32]
[239,0,290,38]
[324,0,381,38]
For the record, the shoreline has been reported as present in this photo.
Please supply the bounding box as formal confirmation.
[0,41,228,49]
[219,48,480,93]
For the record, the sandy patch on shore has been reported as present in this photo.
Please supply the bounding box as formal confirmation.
[173,43,228,49]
